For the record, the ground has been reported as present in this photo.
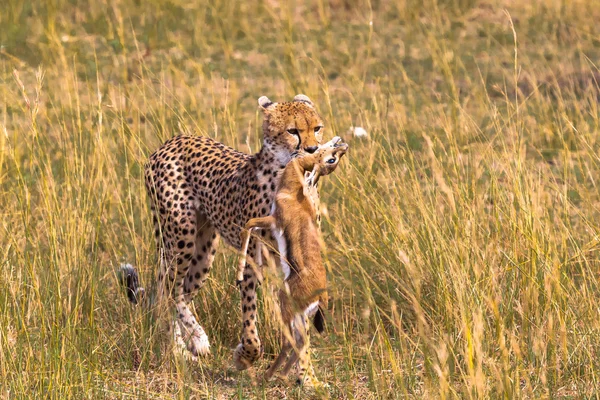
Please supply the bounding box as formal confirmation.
[2,0,600,398]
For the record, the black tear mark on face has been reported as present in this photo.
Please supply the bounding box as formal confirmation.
[287,128,300,150]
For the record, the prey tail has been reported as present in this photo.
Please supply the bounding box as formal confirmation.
[312,305,326,333]
[312,290,328,334]
[118,263,145,305]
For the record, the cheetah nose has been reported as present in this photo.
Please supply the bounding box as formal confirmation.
[304,146,318,154]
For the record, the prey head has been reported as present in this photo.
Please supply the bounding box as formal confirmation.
[304,136,349,186]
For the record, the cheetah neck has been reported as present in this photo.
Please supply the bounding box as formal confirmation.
[254,142,291,184]
[258,141,293,167]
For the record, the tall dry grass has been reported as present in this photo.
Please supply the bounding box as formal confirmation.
[2,0,600,398]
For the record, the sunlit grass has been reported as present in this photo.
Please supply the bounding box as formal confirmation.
[2,0,600,398]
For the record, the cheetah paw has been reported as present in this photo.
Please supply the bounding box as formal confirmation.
[233,342,262,370]
[189,332,211,357]
[173,322,210,358]
[173,333,198,362]
[233,343,251,370]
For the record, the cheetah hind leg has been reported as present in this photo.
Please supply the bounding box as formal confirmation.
[175,211,221,357]
[166,250,212,358]
[158,248,210,359]
[172,294,211,357]
[233,255,264,370]
[172,319,198,362]
[183,211,220,303]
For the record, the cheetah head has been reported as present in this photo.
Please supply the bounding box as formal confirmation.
[258,94,324,164]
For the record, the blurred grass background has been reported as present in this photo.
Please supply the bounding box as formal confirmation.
[2,0,600,398]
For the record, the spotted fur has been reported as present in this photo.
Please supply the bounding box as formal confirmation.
[143,95,325,364]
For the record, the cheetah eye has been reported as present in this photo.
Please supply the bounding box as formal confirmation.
[287,128,299,136]
[314,126,323,134]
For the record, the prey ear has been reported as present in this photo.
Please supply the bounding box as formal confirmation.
[306,165,322,186]
[293,94,313,107]
[258,96,276,110]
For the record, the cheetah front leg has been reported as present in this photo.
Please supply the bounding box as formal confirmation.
[233,240,264,370]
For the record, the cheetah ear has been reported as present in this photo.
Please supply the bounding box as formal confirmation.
[258,96,276,110]
[293,94,313,106]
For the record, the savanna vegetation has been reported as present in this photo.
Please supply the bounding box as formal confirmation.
[2,0,600,398]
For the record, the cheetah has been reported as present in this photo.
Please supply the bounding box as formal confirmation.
[237,137,349,385]
[142,94,326,367]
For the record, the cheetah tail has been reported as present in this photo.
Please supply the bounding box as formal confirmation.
[118,263,145,305]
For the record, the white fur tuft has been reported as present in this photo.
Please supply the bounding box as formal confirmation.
[293,94,313,105]
[349,126,368,138]
[258,96,274,109]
